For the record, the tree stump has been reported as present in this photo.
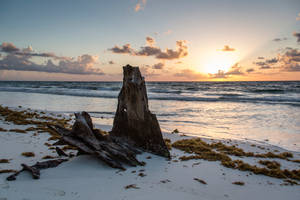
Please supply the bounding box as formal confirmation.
[111,65,170,158]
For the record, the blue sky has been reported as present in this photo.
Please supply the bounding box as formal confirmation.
[0,0,300,81]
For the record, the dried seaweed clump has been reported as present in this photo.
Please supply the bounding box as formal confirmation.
[0,159,10,163]
[0,105,71,141]
[258,160,281,169]
[21,152,35,157]
[172,138,300,181]
[232,181,245,186]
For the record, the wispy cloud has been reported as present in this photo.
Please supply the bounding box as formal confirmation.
[109,37,188,60]
[152,62,164,69]
[135,0,147,12]
[174,69,206,80]
[272,37,288,42]
[0,42,104,75]
[220,45,235,52]
[209,63,244,78]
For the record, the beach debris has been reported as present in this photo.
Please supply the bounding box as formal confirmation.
[6,159,68,181]
[0,169,18,174]
[111,65,170,158]
[0,127,7,132]
[281,179,299,186]
[55,147,68,157]
[173,138,300,181]
[194,178,207,184]
[124,184,140,189]
[138,172,146,177]
[172,129,179,134]
[232,181,245,186]
[48,65,169,170]
[48,111,143,170]
[21,152,35,157]
[0,159,10,163]
[160,179,171,183]
[42,155,56,159]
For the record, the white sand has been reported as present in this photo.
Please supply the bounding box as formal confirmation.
[0,109,300,200]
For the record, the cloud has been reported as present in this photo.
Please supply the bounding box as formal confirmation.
[284,63,300,72]
[109,44,134,54]
[146,36,155,46]
[225,63,244,75]
[253,57,278,69]
[152,62,164,69]
[209,63,244,78]
[266,57,278,64]
[220,45,235,51]
[135,0,147,12]
[174,69,206,80]
[0,42,70,60]
[109,37,188,60]
[293,32,300,43]
[0,42,104,75]
[0,42,19,52]
[246,68,255,73]
[272,37,288,42]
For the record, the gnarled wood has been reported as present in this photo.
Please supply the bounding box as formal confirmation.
[6,159,68,181]
[48,111,143,170]
[111,65,170,158]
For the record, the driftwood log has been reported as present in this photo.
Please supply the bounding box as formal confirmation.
[7,65,170,180]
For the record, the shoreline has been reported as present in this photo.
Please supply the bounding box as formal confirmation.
[0,105,300,200]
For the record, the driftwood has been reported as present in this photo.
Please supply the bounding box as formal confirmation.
[7,65,170,181]
[111,65,170,157]
[6,159,68,181]
[48,112,143,170]
[48,65,169,169]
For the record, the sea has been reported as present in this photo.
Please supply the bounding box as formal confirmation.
[0,81,299,151]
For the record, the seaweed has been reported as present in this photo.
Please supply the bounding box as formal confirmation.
[21,152,35,157]
[232,181,245,185]
[0,159,10,163]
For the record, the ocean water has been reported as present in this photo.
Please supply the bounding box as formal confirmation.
[0,81,299,151]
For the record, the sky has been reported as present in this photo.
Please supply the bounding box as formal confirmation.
[0,0,300,81]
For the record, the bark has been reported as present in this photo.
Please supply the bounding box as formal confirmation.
[111,65,170,158]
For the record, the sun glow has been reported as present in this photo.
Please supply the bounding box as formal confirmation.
[202,51,239,74]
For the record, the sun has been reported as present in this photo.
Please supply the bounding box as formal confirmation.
[202,51,239,74]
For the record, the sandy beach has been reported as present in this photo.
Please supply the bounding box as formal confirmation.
[0,106,299,200]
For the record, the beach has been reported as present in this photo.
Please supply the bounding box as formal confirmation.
[0,104,300,200]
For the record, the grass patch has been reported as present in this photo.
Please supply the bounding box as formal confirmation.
[21,152,35,157]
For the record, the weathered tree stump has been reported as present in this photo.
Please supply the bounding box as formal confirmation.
[111,65,170,158]
[8,65,170,181]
